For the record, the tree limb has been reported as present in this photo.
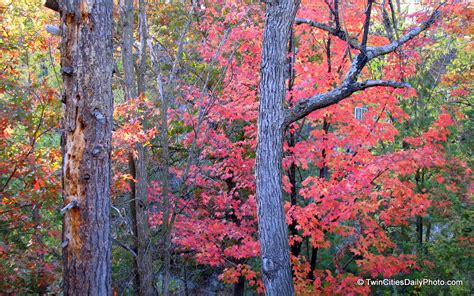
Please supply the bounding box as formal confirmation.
[366,10,440,59]
[112,238,137,257]
[284,79,408,125]
[361,0,374,51]
[388,0,400,39]
[285,9,440,126]
[295,17,361,49]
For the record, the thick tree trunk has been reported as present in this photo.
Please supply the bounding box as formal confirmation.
[121,0,155,294]
[256,1,299,295]
[59,1,113,294]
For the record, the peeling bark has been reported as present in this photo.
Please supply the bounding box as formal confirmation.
[59,1,113,294]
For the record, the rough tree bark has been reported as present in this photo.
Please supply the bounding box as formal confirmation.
[256,1,300,295]
[58,0,114,294]
[120,0,155,294]
[257,0,439,294]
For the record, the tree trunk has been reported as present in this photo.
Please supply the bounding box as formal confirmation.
[150,43,172,296]
[416,216,423,246]
[415,169,425,247]
[59,1,113,294]
[130,147,155,296]
[121,0,155,294]
[287,28,302,259]
[425,220,431,246]
[32,204,49,295]
[137,0,148,95]
[233,276,245,296]
[256,1,299,294]
[160,80,172,296]
[309,247,318,280]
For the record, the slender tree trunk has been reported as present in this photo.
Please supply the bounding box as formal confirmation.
[309,119,329,279]
[137,0,148,95]
[121,0,142,289]
[183,263,189,296]
[121,0,155,294]
[130,146,155,295]
[59,1,113,294]
[160,69,172,296]
[425,220,431,243]
[256,1,299,294]
[416,216,423,246]
[32,205,48,295]
[309,247,318,280]
[415,169,425,247]
[128,155,142,295]
[287,28,302,259]
[148,27,172,296]
[121,0,137,101]
[223,176,246,296]
[233,276,245,296]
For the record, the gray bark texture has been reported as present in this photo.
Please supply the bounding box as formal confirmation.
[256,1,300,295]
[59,0,114,295]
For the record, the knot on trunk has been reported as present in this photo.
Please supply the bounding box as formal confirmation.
[262,257,277,274]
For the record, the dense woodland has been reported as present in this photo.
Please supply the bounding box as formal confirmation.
[0,0,472,295]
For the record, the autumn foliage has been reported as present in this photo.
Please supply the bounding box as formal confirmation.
[0,0,472,294]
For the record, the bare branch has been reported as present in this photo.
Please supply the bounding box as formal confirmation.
[388,0,399,39]
[169,2,197,85]
[295,17,361,49]
[285,9,440,126]
[323,0,338,25]
[381,5,395,42]
[334,0,340,29]
[361,0,374,51]
[366,10,440,59]
[355,79,410,89]
[284,79,408,126]
[112,238,137,257]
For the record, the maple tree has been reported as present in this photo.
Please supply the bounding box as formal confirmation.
[0,0,472,295]
[168,0,472,294]
[0,1,62,293]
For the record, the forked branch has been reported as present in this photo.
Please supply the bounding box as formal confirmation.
[284,9,441,126]
[295,18,361,49]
